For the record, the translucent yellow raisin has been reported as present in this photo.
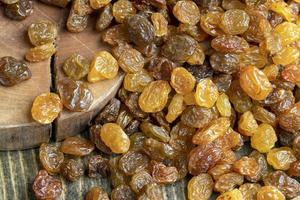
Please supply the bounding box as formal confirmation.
[166,94,185,123]
[216,93,232,117]
[251,123,277,153]
[88,51,119,83]
[194,78,219,108]
[31,93,63,124]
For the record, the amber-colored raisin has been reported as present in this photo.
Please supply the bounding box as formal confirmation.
[60,136,95,156]
[188,142,223,175]
[233,156,259,177]
[194,78,219,108]
[267,147,297,170]
[208,164,232,181]
[100,123,130,154]
[118,47,144,73]
[138,80,171,113]
[173,0,200,25]
[251,123,277,153]
[90,0,110,10]
[31,93,63,124]
[239,66,272,101]
[88,51,119,82]
[239,183,261,200]
[113,0,136,23]
[67,5,88,33]
[279,102,300,133]
[187,173,213,200]
[151,161,178,184]
[151,12,168,37]
[57,79,93,112]
[192,117,230,146]
[171,67,196,95]
[216,189,243,200]
[28,20,57,46]
[211,35,249,53]
[166,94,185,123]
[220,9,250,35]
[25,43,57,62]
[86,186,110,200]
[32,170,62,200]
[257,186,285,200]
[123,69,153,93]
[214,172,244,193]
[39,143,64,174]
[238,111,258,136]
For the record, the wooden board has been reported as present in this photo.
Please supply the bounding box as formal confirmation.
[0,146,191,200]
[54,11,124,141]
[0,2,123,150]
[0,2,63,150]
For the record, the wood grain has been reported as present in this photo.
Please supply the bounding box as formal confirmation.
[54,12,124,140]
[0,3,63,150]
[0,3,124,149]
[0,145,190,200]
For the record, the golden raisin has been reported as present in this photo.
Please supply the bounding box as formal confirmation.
[100,123,130,154]
[89,0,110,9]
[233,156,260,177]
[25,43,57,63]
[257,186,285,200]
[270,1,298,22]
[272,46,300,66]
[273,22,300,46]
[151,12,168,37]
[238,111,258,137]
[216,93,232,117]
[112,0,136,23]
[239,66,272,100]
[187,173,213,200]
[263,64,279,81]
[166,94,185,123]
[187,44,205,65]
[194,78,219,108]
[192,117,230,146]
[251,123,277,153]
[267,147,297,170]
[173,0,200,25]
[216,189,243,200]
[88,51,119,83]
[31,93,63,124]
[28,20,57,46]
[170,67,196,95]
[138,80,171,113]
[123,69,153,93]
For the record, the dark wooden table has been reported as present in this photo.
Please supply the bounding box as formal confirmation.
[0,144,191,200]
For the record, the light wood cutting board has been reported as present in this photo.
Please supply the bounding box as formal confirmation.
[0,1,123,150]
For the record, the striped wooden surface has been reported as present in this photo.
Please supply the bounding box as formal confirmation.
[0,140,195,200]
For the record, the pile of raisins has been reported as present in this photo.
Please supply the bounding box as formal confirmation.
[2,0,300,199]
